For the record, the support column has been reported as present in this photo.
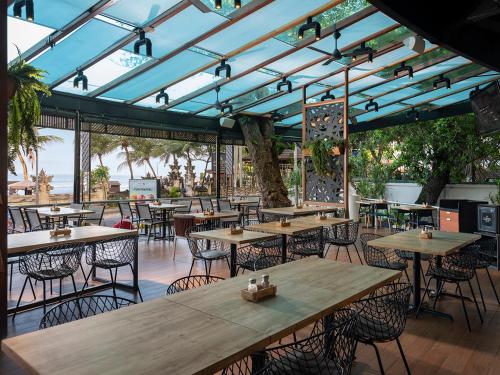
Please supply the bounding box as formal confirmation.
[1,0,9,338]
[343,68,350,219]
[215,135,221,199]
[73,111,81,203]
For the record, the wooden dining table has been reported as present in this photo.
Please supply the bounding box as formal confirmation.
[2,258,401,375]
[368,229,481,314]
[147,203,186,239]
[260,204,338,217]
[35,207,94,226]
[8,226,139,314]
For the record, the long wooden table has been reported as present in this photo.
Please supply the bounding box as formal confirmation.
[368,230,481,312]
[2,258,400,375]
[8,226,139,314]
[260,205,338,217]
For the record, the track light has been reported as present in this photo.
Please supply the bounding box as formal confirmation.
[133,29,152,57]
[406,107,419,121]
[73,69,88,91]
[215,59,231,80]
[156,89,169,105]
[469,86,480,99]
[215,0,222,9]
[271,111,283,122]
[298,16,321,41]
[13,0,34,21]
[277,76,292,93]
[367,52,373,63]
[320,90,335,101]
[220,103,233,115]
[365,99,379,112]
[433,74,451,89]
[393,61,413,79]
[234,0,241,8]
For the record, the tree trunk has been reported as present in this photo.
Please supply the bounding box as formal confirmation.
[98,154,104,168]
[17,150,29,181]
[200,154,211,186]
[146,159,157,178]
[416,169,450,204]
[238,115,290,208]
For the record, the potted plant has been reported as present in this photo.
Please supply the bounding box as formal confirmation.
[303,137,344,176]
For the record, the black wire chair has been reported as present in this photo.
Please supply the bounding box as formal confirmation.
[165,275,225,295]
[13,242,85,318]
[39,295,136,329]
[223,308,358,375]
[8,206,27,233]
[288,228,325,259]
[416,251,483,331]
[235,237,282,274]
[353,283,412,375]
[325,222,363,264]
[360,233,410,283]
[81,235,143,302]
[473,238,500,307]
[25,209,52,231]
[136,203,165,242]
[185,226,230,277]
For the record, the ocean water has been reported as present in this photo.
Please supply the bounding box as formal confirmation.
[8,174,131,194]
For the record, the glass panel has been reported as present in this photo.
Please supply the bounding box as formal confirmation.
[199,0,253,17]
[197,0,334,54]
[7,17,54,62]
[266,48,325,73]
[289,60,345,86]
[30,19,131,84]
[354,103,405,122]
[103,50,217,101]
[122,6,226,57]
[282,114,302,125]
[8,0,99,29]
[102,0,182,27]
[429,91,474,107]
[174,100,212,112]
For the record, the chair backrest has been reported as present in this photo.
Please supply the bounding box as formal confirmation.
[160,198,172,204]
[185,226,208,257]
[359,233,390,266]
[136,203,153,221]
[84,205,105,225]
[70,203,84,210]
[199,198,213,211]
[247,197,261,209]
[475,237,497,264]
[165,275,225,295]
[39,295,136,329]
[118,201,133,219]
[288,228,325,257]
[86,236,137,266]
[217,199,232,212]
[25,209,42,231]
[8,207,26,232]
[175,200,192,213]
[173,214,195,237]
[337,221,359,243]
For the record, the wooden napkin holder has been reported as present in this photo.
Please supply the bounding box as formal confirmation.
[152,201,162,206]
[204,210,215,216]
[230,227,243,235]
[241,284,277,302]
[295,204,303,209]
[419,231,433,240]
[279,221,291,227]
[50,206,61,212]
[50,228,71,237]
[318,215,327,220]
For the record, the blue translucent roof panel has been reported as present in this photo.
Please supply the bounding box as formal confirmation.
[123,6,226,57]
[429,91,471,107]
[266,48,325,73]
[102,50,217,101]
[102,0,182,27]
[290,60,345,86]
[30,19,130,84]
[282,114,302,125]
[173,100,211,112]
[8,0,99,29]
[374,87,422,103]
[354,103,405,122]
[347,75,386,91]
[197,0,333,55]
[226,39,293,73]
[197,108,223,117]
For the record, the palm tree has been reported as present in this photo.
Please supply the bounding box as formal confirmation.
[91,134,118,167]
[158,140,185,166]
[128,138,162,178]
[116,137,134,179]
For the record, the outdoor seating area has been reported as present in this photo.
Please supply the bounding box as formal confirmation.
[1,1,500,375]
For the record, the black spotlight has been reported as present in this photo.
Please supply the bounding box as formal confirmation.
[393,61,413,79]
[215,59,231,80]
[433,73,451,89]
[220,103,233,115]
[13,0,34,21]
[235,0,241,8]
[271,111,283,122]
[298,16,321,41]
[73,69,88,91]
[156,88,169,105]
[406,107,419,121]
[215,0,222,9]
[320,90,335,101]
[469,86,480,99]
[365,99,379,112]
[133,29,152,57]
[277,76,292,93]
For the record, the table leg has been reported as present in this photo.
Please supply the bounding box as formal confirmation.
[162,209,167,239]
[230,243,237,277]
[412,252,422,309]
[166,209,173,241]
[133,236,139,289]
[281,234,287,264]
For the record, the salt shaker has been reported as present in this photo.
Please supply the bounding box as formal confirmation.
[261,275,270,288]
[248,278,258,292]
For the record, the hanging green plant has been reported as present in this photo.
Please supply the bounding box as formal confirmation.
[303,137,344,176]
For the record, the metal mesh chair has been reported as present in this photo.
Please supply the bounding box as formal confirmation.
[325,222,363,264]
[288,228,325,259]
[160,198,172,204]
[8,206,26,233]
[199,198,213,211]
[235,237,282,274]
[472,238,500,308]
[165,275,225,295]
[81,235,143,302]
[25,209,52,231]
[218,199,233,211]
[360,233,410,282]
[175,200,192,213]
[118,201,138,223]
[13,242,85,318]
[136,203,165,242]
[353,283,412,375]
[417,251,483,331]
[185,226,230,277]
[82,205,105,226]
[39,295,136,329]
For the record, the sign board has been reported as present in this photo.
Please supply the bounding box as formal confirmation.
[129,179,160,200]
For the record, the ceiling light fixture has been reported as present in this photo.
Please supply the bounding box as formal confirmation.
[406,107,419,121]
[277,76,292,93]
[234,0,241,8]
[298,16,321,41]
[133,29,152,57]
[73,69,88,91]
[320,90,335,101]
[215,0,222,9]
[347,42,376,63]
[365,99,379,112]
[156,88,169,105]
[393,61,413,79]
[271,111,283,122]
[215,59,231,80]
[13,0,34,21]
[433,73,451,89]
[469,85,480,98]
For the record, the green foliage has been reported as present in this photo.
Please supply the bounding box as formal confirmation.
[490,179,500,205]
[166,186,182,198]
[91,165,110,186]
[285,167,302,189]
[271,135,291,156]
[304,137,344,177]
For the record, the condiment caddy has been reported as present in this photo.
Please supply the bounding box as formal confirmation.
[203,209,215,216]
[278,217,291,227]
[419,227,433,239]
[49,227,72,237]
[50,205,61,212]
[241,275,277,302]
[317,212,327,220]
[229,224,243,235]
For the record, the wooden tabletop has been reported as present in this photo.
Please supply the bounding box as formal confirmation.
[2,258,400,375]
[246,221,323,235]
[190,228,276,245]
[392,204,437,211]
[356,200,387,206]
[230,200,259,205]
[8,226,138,256]
[148,203,186,210]
[260,205,338,216]
[35,207,94,217]
[289,216,352,227]
[368,229,481,256]
[193,211,240,220]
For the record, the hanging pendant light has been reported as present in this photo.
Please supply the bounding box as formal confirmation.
[73,69,88,91]
[298,16,321,41]
[156,89,169,105]
[133,29,153,57]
